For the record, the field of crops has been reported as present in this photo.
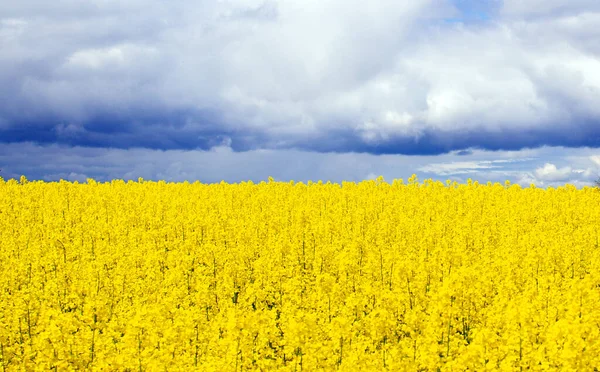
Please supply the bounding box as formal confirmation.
[1,176,600,370]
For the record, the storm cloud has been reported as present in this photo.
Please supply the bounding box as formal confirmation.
[1,0,600,154]
[1,1,600,185]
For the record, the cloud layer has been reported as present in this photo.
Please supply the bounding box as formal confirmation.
[1,142,599,188]
[1,0,600,155]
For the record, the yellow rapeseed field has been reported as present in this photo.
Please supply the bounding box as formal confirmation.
[1,175,600,371]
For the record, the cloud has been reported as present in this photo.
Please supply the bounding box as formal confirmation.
[590,155,600,167]
[418,158,535,176]
[417,146,600,187]
[534,163,573,182]
[0,0,599,156]
[1,143,599,189]
[501,0,600,18]
[419,161,499,175]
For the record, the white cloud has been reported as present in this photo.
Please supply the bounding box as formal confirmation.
[590,155,600,167]
[66,45,159,70]
[0,0,599,155]
[534,163,573,182]
[501,0,600,18]
[419,160,500,175]
[418,157,536,176]
[68,47,126,69]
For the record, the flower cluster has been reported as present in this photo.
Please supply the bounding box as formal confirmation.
[1,176,599,370]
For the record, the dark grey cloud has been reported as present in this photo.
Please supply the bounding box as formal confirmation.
[1,0,600,156]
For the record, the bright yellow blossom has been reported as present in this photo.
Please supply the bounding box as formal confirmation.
[0,176,600,370]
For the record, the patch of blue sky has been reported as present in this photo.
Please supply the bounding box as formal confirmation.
[444,0,500,23]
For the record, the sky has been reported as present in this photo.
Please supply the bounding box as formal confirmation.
[1,0,600,186]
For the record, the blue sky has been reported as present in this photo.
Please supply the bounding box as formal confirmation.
[1,0,600,186]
